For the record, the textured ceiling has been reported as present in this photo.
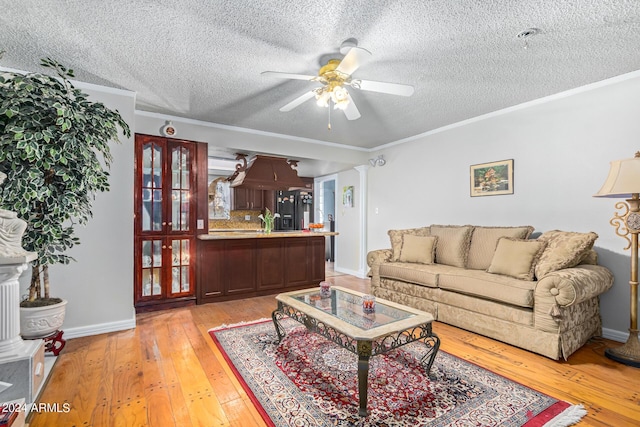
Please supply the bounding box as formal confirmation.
[1,0,640,150]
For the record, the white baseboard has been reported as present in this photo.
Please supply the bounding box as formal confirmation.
[602,327,628,343]
[333,266,368,279]
[62,315,136,340]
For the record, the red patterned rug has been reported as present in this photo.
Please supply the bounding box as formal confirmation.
[209,318,586,427]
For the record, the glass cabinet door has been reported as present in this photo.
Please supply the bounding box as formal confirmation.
[169,237,192,295]
[170,144,193,233]
[141,141,164,232]
[140,238,163,297]
[135,135,200,309]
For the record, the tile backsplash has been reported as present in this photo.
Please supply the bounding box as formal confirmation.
[209,210,263,230]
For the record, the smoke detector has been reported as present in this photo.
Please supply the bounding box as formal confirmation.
[516,28,541,49]
[516,28,541,39]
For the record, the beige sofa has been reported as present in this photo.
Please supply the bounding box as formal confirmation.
[367,225,614,360]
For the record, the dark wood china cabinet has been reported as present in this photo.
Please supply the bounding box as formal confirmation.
[134,134,207,312]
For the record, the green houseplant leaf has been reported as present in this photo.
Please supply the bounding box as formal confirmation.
[0,57,131,307]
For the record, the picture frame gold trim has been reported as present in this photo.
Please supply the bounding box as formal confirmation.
[470,159,514,197]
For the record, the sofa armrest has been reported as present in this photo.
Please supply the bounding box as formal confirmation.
[533,264,613,333]
[535,264,614,308]
[366,249,392,277]
[367,249,392,267]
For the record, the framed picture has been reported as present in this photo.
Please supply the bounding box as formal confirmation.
[343,186,354,207]
[470,159,514,197]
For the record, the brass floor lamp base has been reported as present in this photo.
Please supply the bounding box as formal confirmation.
[605,329,640,368]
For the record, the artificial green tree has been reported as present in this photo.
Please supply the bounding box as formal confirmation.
[0,57,130,307]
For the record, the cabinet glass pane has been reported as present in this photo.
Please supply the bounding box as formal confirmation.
[169,190,191,231]
[142,269,160,296]
[171,146,191,231]
[142,142,163,231]
[181,267,189,293]
[170,239,190,294]
[141,240,163,297]
[171,146,190,189]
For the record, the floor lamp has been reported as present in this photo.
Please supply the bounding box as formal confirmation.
[594,152,640,367]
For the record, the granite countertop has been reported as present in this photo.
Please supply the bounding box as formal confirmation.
[199,230,339,240]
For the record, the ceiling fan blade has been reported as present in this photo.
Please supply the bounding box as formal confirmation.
[352,79,414,96]
[261,71,317,81]
[335,47,371,76]
[280,90,316,112]
[342,96,361,120]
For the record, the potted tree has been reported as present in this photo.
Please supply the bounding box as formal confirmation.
[0,56,130,338]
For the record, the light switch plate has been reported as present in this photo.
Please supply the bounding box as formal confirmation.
[197,219,204,229]
[245,215,251,221]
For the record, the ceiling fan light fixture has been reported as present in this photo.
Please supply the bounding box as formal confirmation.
[315,85,351,110]
[315,89,330,107]
[331,86,350,110]
[264,39,411,124]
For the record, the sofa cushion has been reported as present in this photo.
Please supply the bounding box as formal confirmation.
[429,225,474,267]
[580,249,598,265]
[467,226,534,270]
[399,235,437,264]
[487,238,547,281]
[535,230,598,279]
[379,262,440,288]
[438,267,536,308]
[388,227,431,261]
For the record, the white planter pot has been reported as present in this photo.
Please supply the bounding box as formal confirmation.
[20,299,68,339]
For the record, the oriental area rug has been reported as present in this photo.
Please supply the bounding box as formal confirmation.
[209,318,586,427]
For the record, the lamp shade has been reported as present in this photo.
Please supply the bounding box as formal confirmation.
[594,155,640,198]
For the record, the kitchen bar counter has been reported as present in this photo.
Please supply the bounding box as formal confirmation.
[199,230,338,240]
[197,230,337,304]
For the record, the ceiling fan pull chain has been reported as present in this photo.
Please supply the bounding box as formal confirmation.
[328,100,332,130]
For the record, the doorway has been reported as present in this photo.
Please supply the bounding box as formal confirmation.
[314,175,337,262]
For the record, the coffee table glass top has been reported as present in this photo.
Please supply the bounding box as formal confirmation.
[291,288,415,330]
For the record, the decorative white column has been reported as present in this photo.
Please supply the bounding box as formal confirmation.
[354,165,369,278]
[0,254,36,354]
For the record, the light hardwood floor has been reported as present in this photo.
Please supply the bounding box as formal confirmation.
[29,266,639,427]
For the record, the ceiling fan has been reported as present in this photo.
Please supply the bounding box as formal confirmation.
[261,39,414,123]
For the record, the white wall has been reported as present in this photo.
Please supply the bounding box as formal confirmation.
[19,83,137,337]
[367,72,640,339]
[334,168,365,277]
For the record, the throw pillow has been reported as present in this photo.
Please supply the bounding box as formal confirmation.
[388,227,431,261]
[534,230,598,279]
[429,225,474,268]
[467,226,534,270]
[487,238,547,281]
[398,235,438,264]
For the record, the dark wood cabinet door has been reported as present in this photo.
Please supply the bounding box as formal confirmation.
[285,239,310,287]
[232,187,267,210]
[232,187,249,209]
[198,240,224,299]
[257,239,285,290]
[166,236,195,297]
[225,240,257,294]
[135,237,165,302]
[134,134,206,311]
[309,236,326,283]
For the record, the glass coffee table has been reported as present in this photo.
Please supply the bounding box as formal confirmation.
[271,286,440,417]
